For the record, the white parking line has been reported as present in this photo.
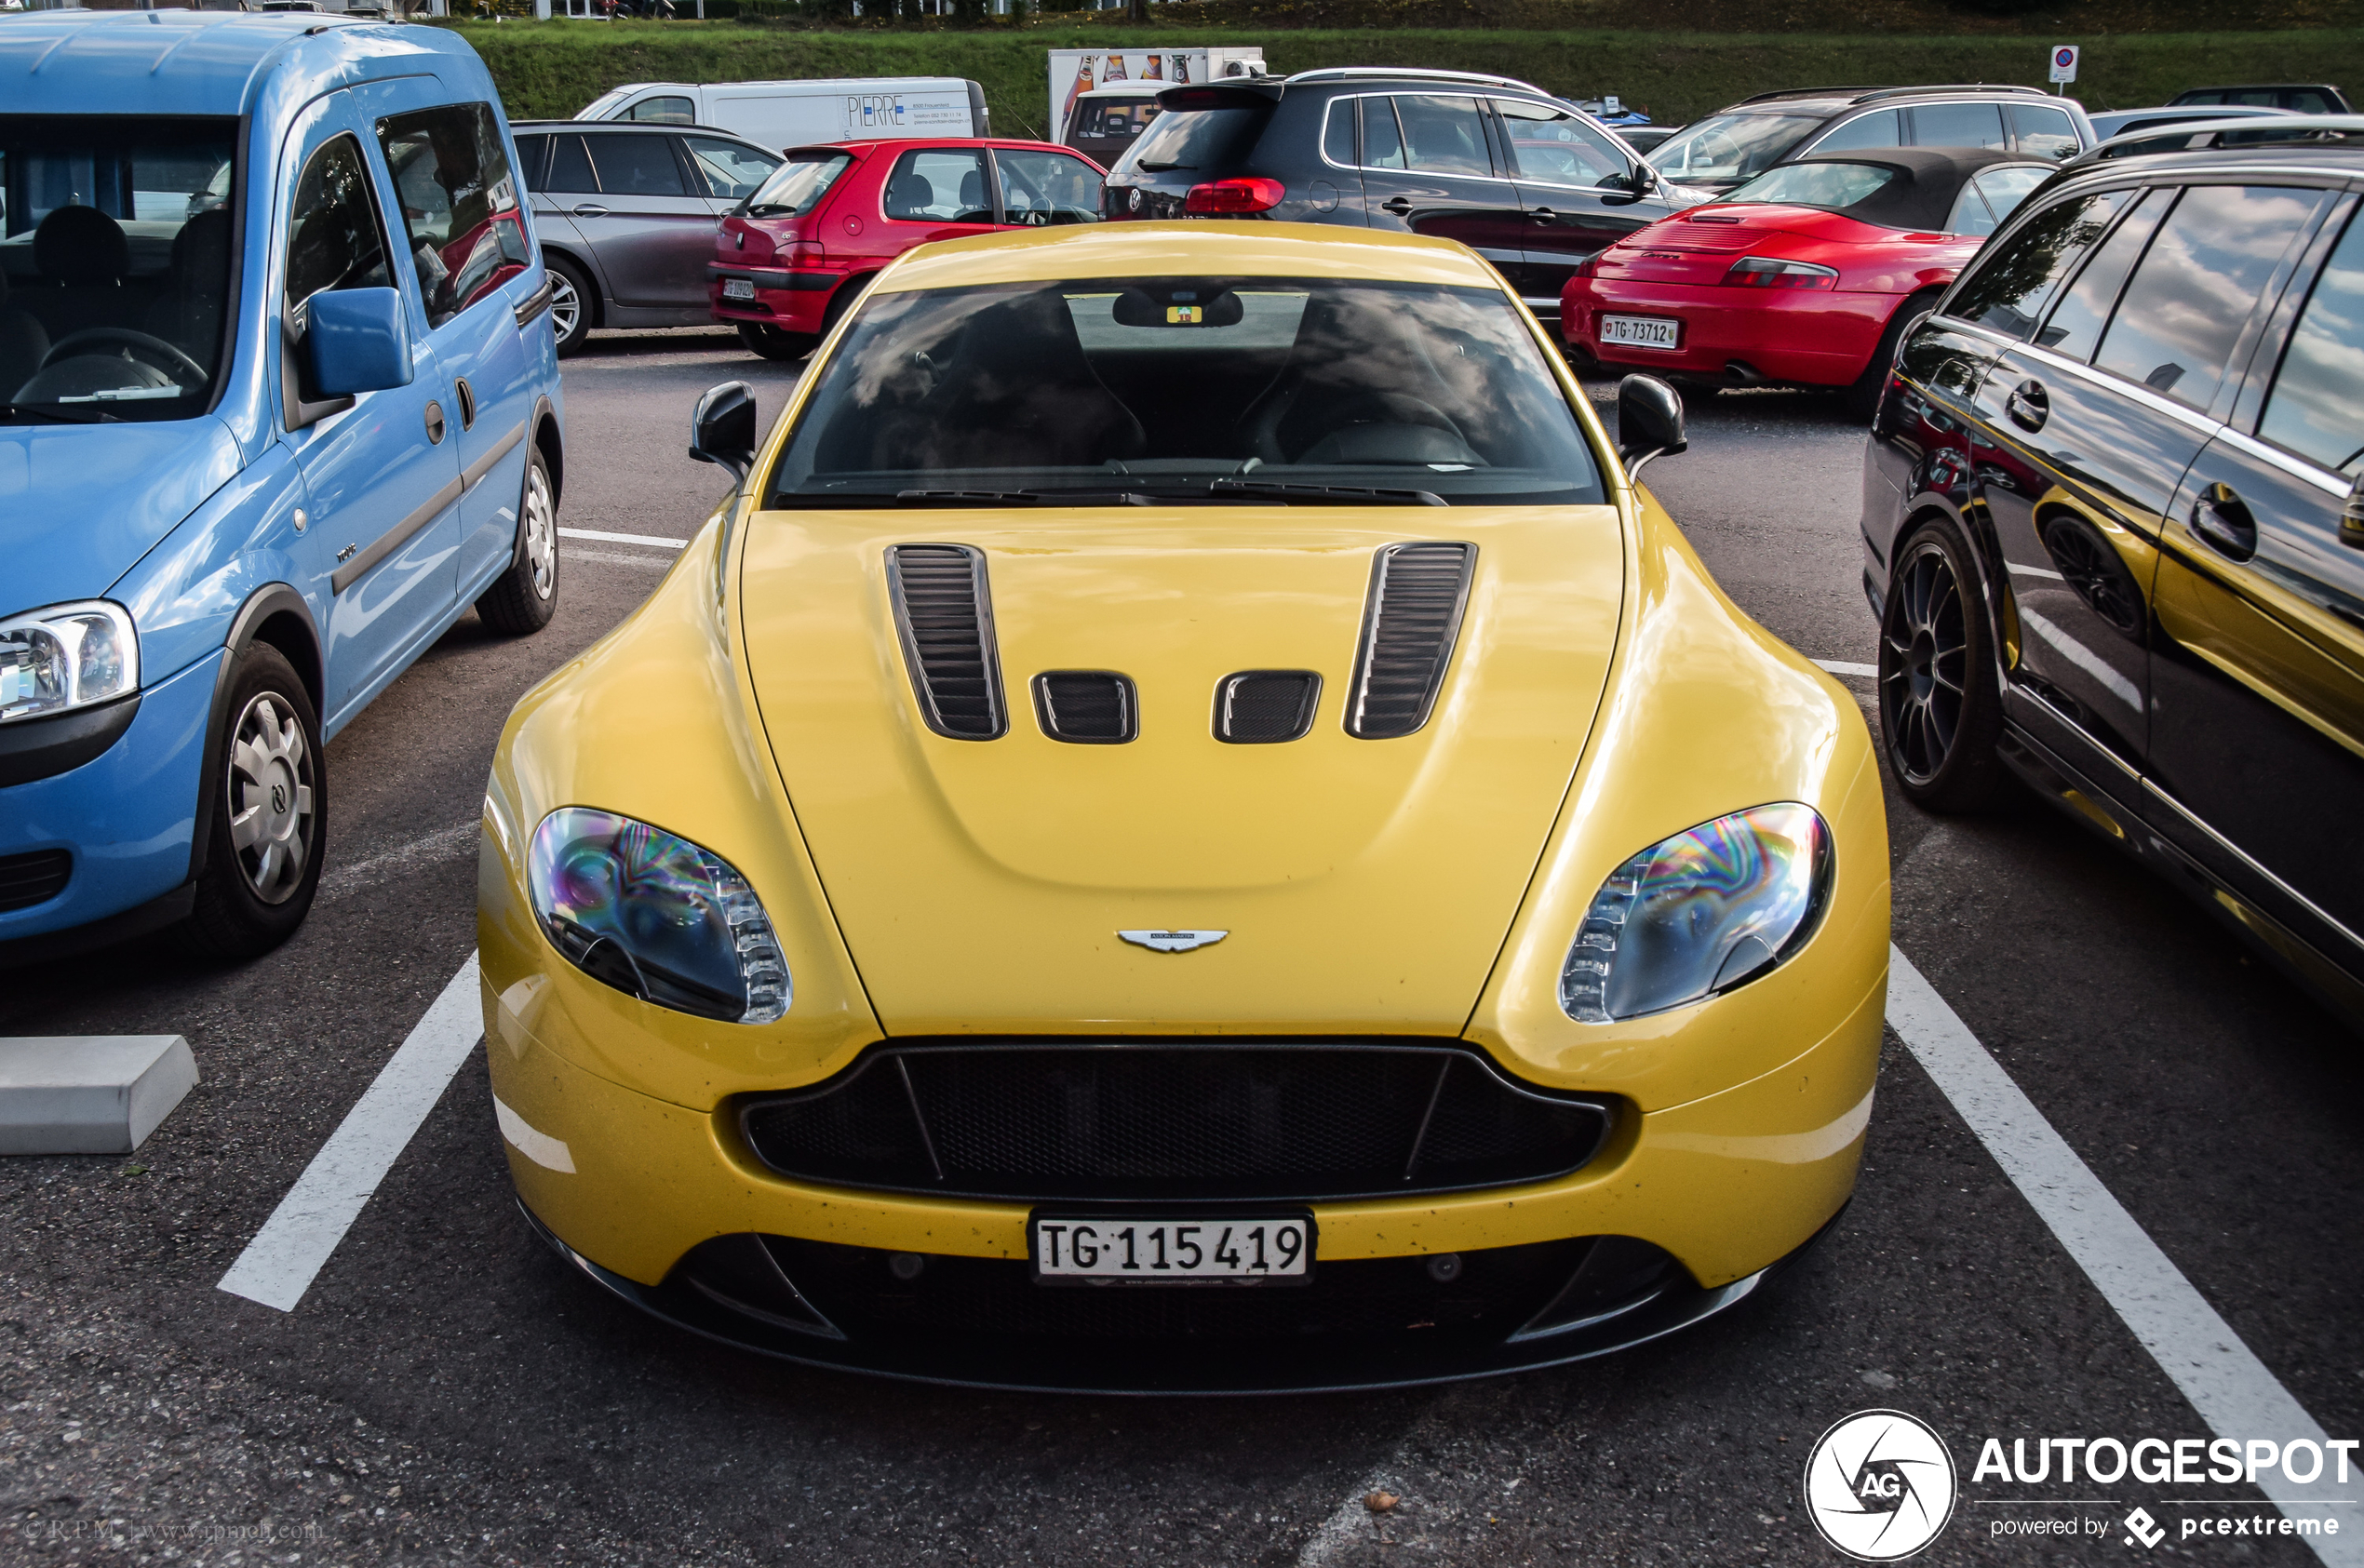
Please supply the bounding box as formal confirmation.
[1887,946,2358,1564]
[1815,659,1878,678]
[216,955,483,1313]
[557,527,683,550]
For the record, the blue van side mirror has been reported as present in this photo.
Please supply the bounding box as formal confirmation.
[305,288,413,397]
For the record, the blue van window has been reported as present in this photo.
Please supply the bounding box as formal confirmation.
[375,103,528,331]
[285,134,392,311]
[1,114,237,421]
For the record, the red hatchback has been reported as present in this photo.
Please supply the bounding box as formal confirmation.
[1562,149,2056,416]
[709,137,1108,360]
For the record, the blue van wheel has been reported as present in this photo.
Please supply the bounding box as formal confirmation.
[181,643,326,958]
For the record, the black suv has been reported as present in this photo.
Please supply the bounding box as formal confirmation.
[1100,67,1687,319]
[1861,125,2364,1024]
[1645,85,2095,195]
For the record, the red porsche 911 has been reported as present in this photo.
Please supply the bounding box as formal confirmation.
[1561,148,2056,416]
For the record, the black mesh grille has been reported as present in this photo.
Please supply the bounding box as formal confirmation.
[888,544,1004,739]
[739,1043,1615,1201]
[0,849,72,913]
[1347,542,1475,739]
[1215,670,1322,744]
[1031,671,1135,744]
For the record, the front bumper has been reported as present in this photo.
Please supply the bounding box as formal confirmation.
[1562,280,1893,387]
[705,262,843,333]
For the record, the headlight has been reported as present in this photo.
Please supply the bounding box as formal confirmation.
[1559,803,1832,1023]
[527,807,790,1025]
[0,601,138,725]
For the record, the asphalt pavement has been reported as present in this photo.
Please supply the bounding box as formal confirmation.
[1,329,2357,1568]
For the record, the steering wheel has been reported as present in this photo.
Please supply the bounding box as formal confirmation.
[40,328,208,388]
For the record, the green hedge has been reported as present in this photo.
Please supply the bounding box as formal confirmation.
[444,20,2364,137]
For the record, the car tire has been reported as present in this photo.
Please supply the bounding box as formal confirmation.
[475,444,560,636]
[546,254,595,357]
[820,273,874,338]
[1878,516,2007,812]
[738,321,818,362]
[181,643,326,959]
[1846,288,1940,422]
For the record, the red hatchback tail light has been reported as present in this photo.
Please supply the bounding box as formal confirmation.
[1722,256,1840,290]
[787,241,826,266]
[1185,177,1285,215]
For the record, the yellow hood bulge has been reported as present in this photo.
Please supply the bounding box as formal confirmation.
[737,504,1625,1035]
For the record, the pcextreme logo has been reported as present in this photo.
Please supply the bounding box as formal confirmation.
[1805,1410,1960,1561]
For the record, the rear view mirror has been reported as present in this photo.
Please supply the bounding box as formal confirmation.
[690,381,758,484]
[1616,374,1686,477]
[305,288,412,397]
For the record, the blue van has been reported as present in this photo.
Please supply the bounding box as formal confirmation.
[0,11,564,961]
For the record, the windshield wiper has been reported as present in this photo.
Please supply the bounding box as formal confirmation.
[897,489,1151,507]
[1,402,119,425]
[1205,478,1447,506]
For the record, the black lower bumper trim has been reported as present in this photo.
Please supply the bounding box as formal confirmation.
[0,694,141,787]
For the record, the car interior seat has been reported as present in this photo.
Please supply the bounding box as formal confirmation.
[0,268,50,401]
[1233,291,1482,466]
[29,205,135,341]
[958,169,988,221]
[145,209,232,372]
[884,171,937,220]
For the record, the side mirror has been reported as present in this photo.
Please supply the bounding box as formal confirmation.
[689,381,758,485]
[1616,373,1686,477]
[305,288,412,397]
[2341,470,2363,550]
[1601,166,1653,203]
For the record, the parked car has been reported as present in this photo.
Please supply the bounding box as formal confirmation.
[479,221,1889,1392]
[1862,132,2364,1026]
[2087,103,2290,142]
[1062,83,1163,168]
[2077,113,2364,164]
[1100,67,1697,322]
[1620,125,1683,156]
[577,77,989,150]
[1646,85,2094,196]
[1564,148,2059,415]
[2170,83,2351,114]
[0,10,563,963]
[513,119,782,354]
[708,137,1106,362]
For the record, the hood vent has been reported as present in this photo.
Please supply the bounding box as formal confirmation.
[1032,671,1137,744]
[1216,670,1323,744]
[887,544,1006,740]
[1346,543,1475,740]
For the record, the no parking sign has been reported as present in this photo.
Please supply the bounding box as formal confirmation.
[2049,44,2080,84]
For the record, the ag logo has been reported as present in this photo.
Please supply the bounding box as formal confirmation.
[1804,1410,1957,1561]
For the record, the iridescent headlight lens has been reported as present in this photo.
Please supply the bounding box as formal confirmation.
[1559,803,1832,1023]
[0,601,138,725]
[526,807,790,1025]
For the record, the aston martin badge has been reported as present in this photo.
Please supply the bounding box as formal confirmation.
[1118,930,1229,953]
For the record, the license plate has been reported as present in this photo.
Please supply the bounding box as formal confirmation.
[1600,314,1680,349]
[721,277,755,300]
[1031,1213,1313,1284]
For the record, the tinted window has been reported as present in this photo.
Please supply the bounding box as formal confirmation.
[286,133,390,310]
[1646,112,1821,184]
[2257,210,2364,475]
[544,134,596,194]
[1814,110,1901,153]
[1944,188,2131,338]
[1974,165,2052,221]
[1125,103,1266,174]
[2034,187,2169,360]
[625,96,694,126]
[2284,89,2340,114]
[1496,100,1623,186]
[1362,98,1406,169]
[1911,101,2008,150]
[376,102,531,330]
[2010,104,2080,159]
[511,132,549,190]
[1323,98,1356,166]
[881,148,988,221]
[1393,96,1492,178]
[1947,183,1997,237]
[586,133,686,197]
[2094,184,2325,409]
[744,149,853,218]
[685,136,777,202]
[996,148,1103,226]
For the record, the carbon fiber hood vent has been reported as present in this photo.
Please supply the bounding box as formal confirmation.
[887,544,1006,740]
[1346,543,1476,739]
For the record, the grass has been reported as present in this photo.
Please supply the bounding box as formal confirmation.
[445,20,2364,134]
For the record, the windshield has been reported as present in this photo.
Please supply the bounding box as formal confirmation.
[763,275,1604,508]
[744,149,854,217]
[1122,104,1267,174]
[1,115,237,423]
[577,87,637,121]
[1718,161,1898,210]
[1646,112,1822,185]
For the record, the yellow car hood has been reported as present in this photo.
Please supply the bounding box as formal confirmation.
[739,504,1624,1035]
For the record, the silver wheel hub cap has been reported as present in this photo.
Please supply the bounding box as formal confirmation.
[549,273,580,339]
[227,691,315,905]
[523,465,557,599]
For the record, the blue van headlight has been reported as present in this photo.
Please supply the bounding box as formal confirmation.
[526,807,790,1025]
[1559,803,1832,1023]
[0,601,138,724]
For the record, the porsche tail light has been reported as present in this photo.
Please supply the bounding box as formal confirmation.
[1722,256,1839,290]
[1185,177,1285,214]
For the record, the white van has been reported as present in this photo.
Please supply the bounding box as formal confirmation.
[577,77,987,153]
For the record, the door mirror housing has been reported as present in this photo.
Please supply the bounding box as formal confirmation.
[1616,374,1686,477]
[305,288,412,397]
[690,381,759,484]
[1601,166,1654,204]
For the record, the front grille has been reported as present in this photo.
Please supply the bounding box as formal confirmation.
[887,543,1005,739]
[1346,542,1475,739]
[1031,671,1135,744]
[1215,669,1322,743]
[738,1042,1615,1202]
[0,849,72,913]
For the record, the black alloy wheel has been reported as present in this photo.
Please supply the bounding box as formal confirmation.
[1878,519,2005,811]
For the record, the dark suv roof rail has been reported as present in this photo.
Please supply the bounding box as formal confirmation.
[2083,113,2364,161]
[1284,66,1548,96]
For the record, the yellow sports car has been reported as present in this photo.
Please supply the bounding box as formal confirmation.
[477,223,1890,1392]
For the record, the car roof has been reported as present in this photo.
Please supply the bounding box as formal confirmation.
[2075,114,2364,165]
[511,118,773,146]
[784,137,1081,155]
[1719,84,2058,118]
[876,221,1503,297]
[1077,85,1165,100]
[0,8,486,119]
